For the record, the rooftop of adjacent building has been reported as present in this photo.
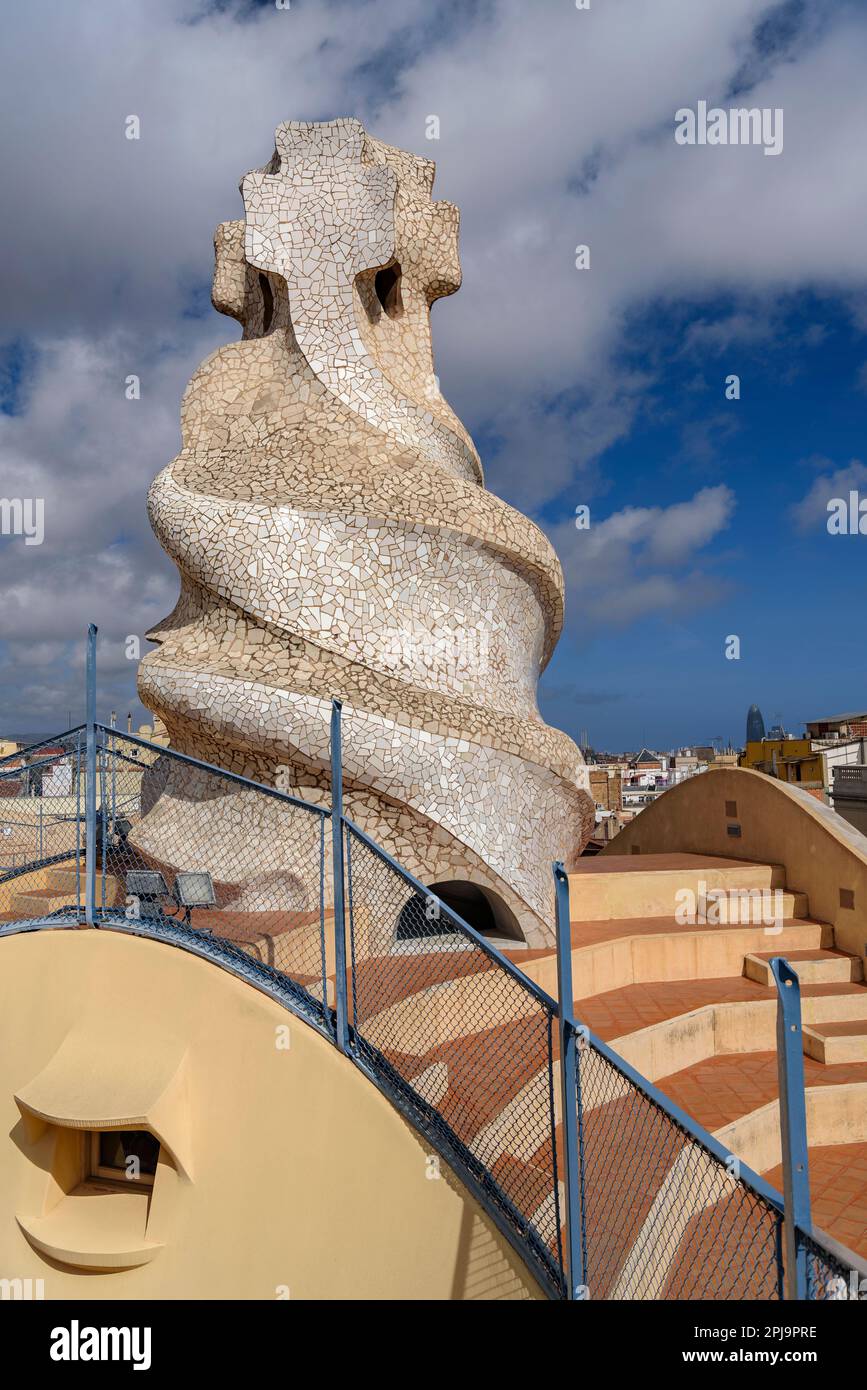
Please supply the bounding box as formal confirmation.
[808,712,867,728]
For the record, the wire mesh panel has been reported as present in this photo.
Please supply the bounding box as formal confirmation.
[802,1229,864,1300]
[0,730,84,922]
[343,819,565,1295]
[1,718,862,1302]
[574,1037,783,1299]
[93,727,330,1023]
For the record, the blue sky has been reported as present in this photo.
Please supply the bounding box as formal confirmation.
[0,0,865,751]
[537,293,867,749]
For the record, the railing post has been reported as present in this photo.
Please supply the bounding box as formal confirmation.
[553,861,585,1300]
[84,623,98,927]
[330,699,350,1053]
[770,957,811,1299]
[109,709,117,837]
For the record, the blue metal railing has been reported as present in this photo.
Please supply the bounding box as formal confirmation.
[340,811,565,1297]
[564,1013,785,1299]
[1,672,865,1299]
[0,726,85,768]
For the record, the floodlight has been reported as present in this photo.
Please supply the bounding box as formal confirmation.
[125,870,169,918]
[126,870,168,898]
[173,871,215,909]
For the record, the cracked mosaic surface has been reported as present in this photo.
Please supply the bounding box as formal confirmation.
[138,118,593,945]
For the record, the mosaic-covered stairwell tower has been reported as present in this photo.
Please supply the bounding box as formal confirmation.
[138,119,593,946]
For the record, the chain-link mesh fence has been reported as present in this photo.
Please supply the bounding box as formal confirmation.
[802,1228,865,1300]
[339,813,862,1303]
[91,727,330,1024]
[573,1038,783,1299]
[343,819,565,1295]
[1,720,862,1301]
[0,730,85,922]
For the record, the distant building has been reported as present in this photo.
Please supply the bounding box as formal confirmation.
[711,751,739,769]
[588,766,622,813]
[741,738,819,785]
[741,733,867,797]
[135,716,170,747]
[586,766,625,847]
[629,748,665,773]
[832,764,867,836]
[746,705,765,744]
[806,712,867,740]
[672,754,699,772]
[621,783,666,810]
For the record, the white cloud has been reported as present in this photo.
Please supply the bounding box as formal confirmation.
[551,484,736,628]
[1,0,866,724]
[682,310,778,355]
[0,329,207,724]
[790,459,867,531]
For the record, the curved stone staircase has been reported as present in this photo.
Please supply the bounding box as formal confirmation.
[337,850,867,1289]
[520,854,867,1262]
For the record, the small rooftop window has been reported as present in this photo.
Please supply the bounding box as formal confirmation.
[91,1130,160,1187]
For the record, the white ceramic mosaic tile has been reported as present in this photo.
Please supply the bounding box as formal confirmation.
[138,119,593,945]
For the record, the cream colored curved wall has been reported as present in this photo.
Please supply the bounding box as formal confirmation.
[0,928,541,1300]
[603,767,867,964]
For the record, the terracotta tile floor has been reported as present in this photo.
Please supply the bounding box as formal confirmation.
[573,976,866,1042]
[656,1052,867,1133]
[508,913,824,966]
[505,870,867,1279]
[764,1143,867,1258]
[528,1112,781,1299]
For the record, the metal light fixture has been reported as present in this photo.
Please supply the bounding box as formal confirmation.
[171,871,216,927]
[173,871,215,909]
[125,870,168,917]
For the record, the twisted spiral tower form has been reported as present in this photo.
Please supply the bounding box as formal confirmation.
[138,119,593,946]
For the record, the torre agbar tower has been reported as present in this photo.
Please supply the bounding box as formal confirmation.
[138,119,593,947]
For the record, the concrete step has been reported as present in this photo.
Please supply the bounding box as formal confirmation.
[602,982,867,1081]
[43,865,119,894]
[690,890,807,923]
[519,920,828,1000]
[12,871,120,918]
[567,853,790,922]
[487,936,531,954]
[11,887,80,916]
[744,950,864,987]
[803,1021,867,1065]
[43,864,84,893]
